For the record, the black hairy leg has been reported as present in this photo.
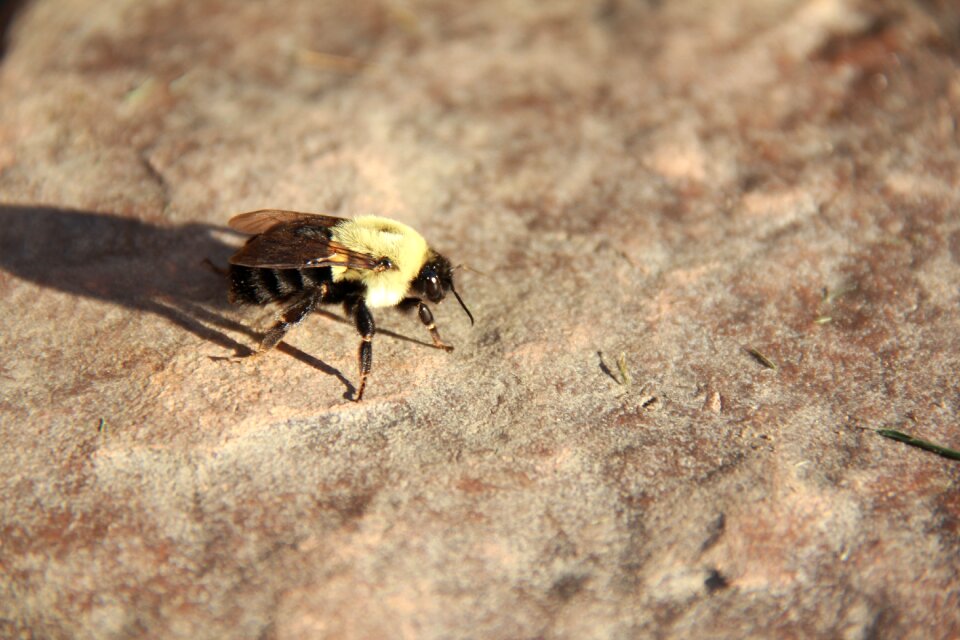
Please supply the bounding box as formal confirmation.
[417,301,454,351]
[236,284,326,359]
[351,298,375,401]
[202,258,228,277]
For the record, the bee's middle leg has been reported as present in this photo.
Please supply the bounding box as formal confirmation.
[352,298,375,401]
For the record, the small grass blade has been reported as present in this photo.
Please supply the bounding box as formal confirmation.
[616,352,632,386]
[745,347,778,371]
[876,429,960,461]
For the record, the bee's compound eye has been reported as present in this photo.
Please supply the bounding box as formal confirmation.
[426,276,442,302]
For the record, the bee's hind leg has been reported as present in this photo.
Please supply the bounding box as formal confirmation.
[236,287,323,360]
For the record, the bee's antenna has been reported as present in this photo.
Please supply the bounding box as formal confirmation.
[451,286,474,326]
[454,263,487,277]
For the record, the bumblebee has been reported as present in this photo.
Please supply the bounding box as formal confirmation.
[227,210,473,401]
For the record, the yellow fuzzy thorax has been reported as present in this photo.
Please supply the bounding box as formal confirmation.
[330,215,431,308]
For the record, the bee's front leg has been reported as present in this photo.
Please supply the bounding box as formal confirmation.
[417,301,453,352]
[352,298,375,401]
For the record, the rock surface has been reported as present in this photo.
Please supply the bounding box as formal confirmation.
[1,0,959,638]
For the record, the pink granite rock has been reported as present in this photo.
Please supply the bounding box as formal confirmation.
[1,0,958,638]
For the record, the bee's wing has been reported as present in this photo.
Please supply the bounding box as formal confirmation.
[229,223,382,270]
[228,209,347,235]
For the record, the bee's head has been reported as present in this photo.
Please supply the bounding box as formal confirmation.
[414,253,474,325]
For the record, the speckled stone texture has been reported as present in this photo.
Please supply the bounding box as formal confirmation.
[1,0,959,638]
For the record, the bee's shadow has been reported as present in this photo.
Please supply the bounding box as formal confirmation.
[0,205,357,393]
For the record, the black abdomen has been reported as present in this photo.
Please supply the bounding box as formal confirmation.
[228,266,332,305]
